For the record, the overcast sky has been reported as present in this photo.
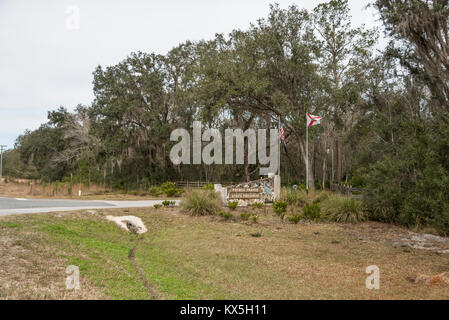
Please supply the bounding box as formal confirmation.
[0,0,381,148]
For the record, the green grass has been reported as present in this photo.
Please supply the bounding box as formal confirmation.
[281,188,308,207]
[40,219,149,299]
[1,205,449,300]
[0,221,22,228]
[321,195,366,223]
[180,190,222,216]
[36,215,230,299]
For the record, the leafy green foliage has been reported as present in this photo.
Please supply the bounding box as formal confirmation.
[161,182,183,197]
[149,186,163,197]
[162,200,176,207]
[227,201,238,211]
[240,211,251,221]
[217,211,233,220]
[203,184,215,190]
[303,203,321,221]
[252,202,265,209]
[273,201,287,215]
[8,0,449,236]
[287,215,301,224]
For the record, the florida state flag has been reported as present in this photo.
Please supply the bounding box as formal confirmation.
[307,113,323,127]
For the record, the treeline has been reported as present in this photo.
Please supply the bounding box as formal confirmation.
[3,0,449,234]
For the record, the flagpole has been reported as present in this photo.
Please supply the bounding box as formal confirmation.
[306,113,309,195]
[278,116,281,176]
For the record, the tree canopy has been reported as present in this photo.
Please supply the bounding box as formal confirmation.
[5,0,449,234]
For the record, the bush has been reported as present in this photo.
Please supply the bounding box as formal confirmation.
[162,200,176,207]
[252,202,265,209]
[153,204,162,209]
[313,192,331,204]
[273,201,287,215]
[180,190,222,216]
[111,179,126,190]
[150,182,183,197]
[251,214,259,223]
[281,188,308,207]
[303,202,321,221]
[149,186,163,196]
[160,182,183,197]
[240,211,251,221]
[321,195,366,223]
[161,182,176,192]
[227,201,238,211]
[203,183,214,190]
[217,211,233,220]
[288,215,301,224]
[165,187,183,197]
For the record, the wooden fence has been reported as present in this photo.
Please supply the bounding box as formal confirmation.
[330,184,364,197]
[175,181,242,189]
[175,181,212,189]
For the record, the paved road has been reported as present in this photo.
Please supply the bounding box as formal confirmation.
[0,197,179,215]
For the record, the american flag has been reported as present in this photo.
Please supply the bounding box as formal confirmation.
[280,122,288,153]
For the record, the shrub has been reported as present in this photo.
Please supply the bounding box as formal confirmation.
[252,202,265,209]
[180,190,222,216]
[112,179,126,190]
[161,182,176,192]
[227,201,238,211]
[217,211,233,220]
[303,202,321,221]
[273,201,287,215]
[153,204,162,209]
[149,186,163,196]
[162,200,176,207]
[281,188,308,207]
[150,182,183,197]
[162,200,170,207]
[321,195,366,223]
[251,214,259,223]
[160,182,184,197]
[240,211,251,221]
[203,183,214,190]
[313,192,331,204]
[165,187,183,197]
[288,215,301,224]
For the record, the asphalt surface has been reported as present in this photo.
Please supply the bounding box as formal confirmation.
[0,197,178,215]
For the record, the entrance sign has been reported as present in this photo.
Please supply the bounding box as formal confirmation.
[215,174,281,207]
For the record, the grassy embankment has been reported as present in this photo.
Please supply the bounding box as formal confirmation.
[1,204,448,299]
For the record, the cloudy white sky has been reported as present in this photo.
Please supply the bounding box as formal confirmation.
[0,0,381,148]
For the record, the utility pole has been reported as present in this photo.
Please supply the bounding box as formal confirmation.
[0,145,7,183]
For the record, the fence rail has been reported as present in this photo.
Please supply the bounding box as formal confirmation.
[175,181,245,189]
[330,184,364,197]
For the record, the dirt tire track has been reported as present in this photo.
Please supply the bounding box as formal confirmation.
[128,244,160,300]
